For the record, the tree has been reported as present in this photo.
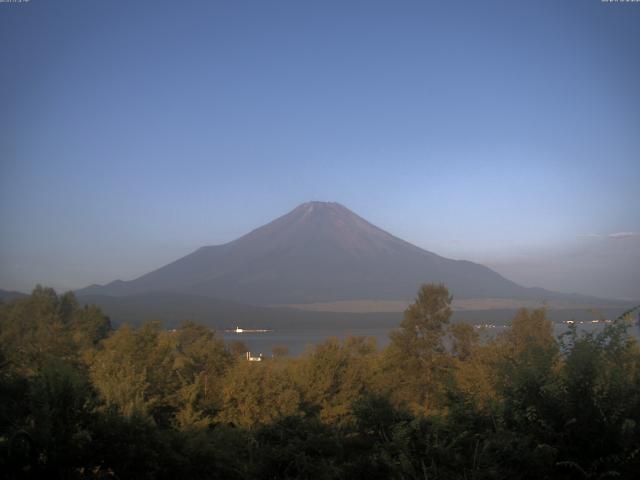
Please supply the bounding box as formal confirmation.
[553,320,640,477]
[296,336,378,426]
[449,322,479,360]
[217,360,302,428]
[383,283,453,412]
[171,321,231,428]
[0,287,110,376]
[89,324,152,418]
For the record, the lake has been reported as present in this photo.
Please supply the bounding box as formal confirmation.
[222,320,640,357]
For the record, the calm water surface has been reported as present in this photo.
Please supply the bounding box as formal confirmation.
[222,322,640,357]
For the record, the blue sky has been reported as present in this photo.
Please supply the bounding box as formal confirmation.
[1,0,639,299]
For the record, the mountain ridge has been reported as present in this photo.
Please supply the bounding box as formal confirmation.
[77,201,603,305]
[0,289,28,302]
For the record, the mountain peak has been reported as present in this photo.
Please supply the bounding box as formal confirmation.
[270,201,392,247]
[298,201,342,208]
[232,201,376,256]
[292,201,350,217]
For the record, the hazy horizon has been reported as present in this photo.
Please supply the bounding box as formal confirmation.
[1,1,639,299]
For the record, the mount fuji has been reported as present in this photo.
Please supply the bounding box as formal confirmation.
[77,202,591,306]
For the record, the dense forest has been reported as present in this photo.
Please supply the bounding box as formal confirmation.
[1,284,639,479]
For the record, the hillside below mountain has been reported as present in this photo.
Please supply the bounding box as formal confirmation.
[0,289,28,302]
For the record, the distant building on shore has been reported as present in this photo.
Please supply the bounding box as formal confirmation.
[246,352,263,362]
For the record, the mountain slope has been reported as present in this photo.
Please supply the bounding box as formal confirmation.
[77,202,593,304]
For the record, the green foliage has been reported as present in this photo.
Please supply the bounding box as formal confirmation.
[449,321,479,360]
[296,336,378,426]
[89,320,232,426]
[249,416,342,479]
[1,287,640,479]
[0,357,98,478]
[89,323,156,418]
[553,321,640,477]
[493,308,560,432]
[217,359,302,428]
[390,283,453,359]
[384,283,453,413]
[0,286,110,376]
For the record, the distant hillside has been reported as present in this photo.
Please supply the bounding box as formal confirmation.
[78,201,610,305]
[0,289,28,302]
[77,292,634,332]
[77,292,402,330]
